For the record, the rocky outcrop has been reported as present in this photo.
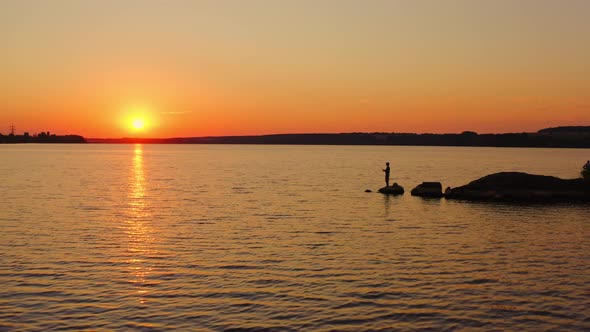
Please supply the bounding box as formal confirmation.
[378,183,404,195]
[444,172,590,202]
[411,182,443,197]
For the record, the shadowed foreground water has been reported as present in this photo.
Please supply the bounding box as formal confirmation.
[1,144,589,331]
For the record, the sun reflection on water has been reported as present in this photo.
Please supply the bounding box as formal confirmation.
[125,144,155,304]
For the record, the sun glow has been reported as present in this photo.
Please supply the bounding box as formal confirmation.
[120,104,157,134]
[132,118,145,130]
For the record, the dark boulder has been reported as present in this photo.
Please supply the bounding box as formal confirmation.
[411,182,443,198]
[378,183,404,195]
[444,172,590,202]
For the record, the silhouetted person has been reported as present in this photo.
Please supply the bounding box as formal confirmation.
[383,162,391,186]
[584,160,590,170]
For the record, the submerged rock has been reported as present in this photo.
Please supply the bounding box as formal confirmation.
[378,183,404,195]
[444,172,590,202]
[411,182,443,198]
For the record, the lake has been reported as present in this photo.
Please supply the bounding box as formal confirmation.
[1,144,589,331]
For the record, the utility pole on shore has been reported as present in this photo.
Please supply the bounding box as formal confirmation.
[9,124,15,135]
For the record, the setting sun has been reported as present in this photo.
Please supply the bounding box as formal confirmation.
[119,103,158,136]
[131,118,145,130]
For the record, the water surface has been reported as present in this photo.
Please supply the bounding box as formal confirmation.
[1,144,589,331]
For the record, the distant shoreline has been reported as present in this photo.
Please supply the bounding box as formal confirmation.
[0,133,86,144]
[3,126,590,148]
[87,126,590,148]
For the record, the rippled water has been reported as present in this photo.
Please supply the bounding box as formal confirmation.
[1,144,589,331]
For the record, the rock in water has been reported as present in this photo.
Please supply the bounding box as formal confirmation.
[411,182,443,197]
[365,189,372,193]
[378,183,404,195]
[445,172,590,202]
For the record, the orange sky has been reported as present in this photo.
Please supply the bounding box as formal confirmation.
[1,0,589,138]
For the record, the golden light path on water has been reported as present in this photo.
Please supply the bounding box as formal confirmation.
[126,144,154,304]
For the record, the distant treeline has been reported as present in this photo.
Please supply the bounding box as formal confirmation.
[538,126,590,134]
[89,126,590,148]
[0,132,86,144]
